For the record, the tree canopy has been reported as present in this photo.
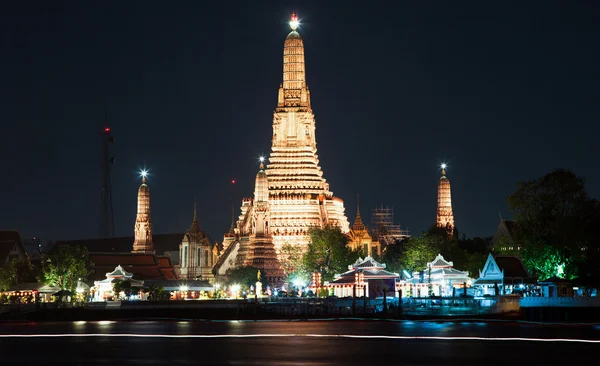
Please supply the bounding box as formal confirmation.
[40,245,91,291]
[507,169,600,280]
[303,226,359,281]
[224,266,268,289]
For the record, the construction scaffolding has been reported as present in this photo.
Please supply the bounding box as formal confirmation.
[371,205,410,245]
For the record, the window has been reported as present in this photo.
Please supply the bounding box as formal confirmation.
[183,246,188,267]
[205,249,209,266]
[198,248,202,266]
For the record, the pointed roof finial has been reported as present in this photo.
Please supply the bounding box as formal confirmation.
[193,197,198,222]
[229,204,235,234]
[259,156,265,170]
[440,163,447,176]
[289,12,299,31]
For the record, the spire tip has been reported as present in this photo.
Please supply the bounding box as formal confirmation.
[289,12,299,31]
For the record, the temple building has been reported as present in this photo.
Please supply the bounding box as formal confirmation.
[347,196,380,256]
[214,14,349,285]
[92,265,146,301]
[474,253,535,295]
[265,13,349,251]
[175,202,217,281]
[132,172,154,253]
[401,254,471,297]
[51,172,177,282]
[324,256,399,298]
[436,164,455,235]
[214,161,285,286]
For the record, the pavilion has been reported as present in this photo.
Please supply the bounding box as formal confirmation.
[92,265,145,301]
[324,256,399,298]
[400,254,471,297]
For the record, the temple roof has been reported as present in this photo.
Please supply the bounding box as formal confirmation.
[351,256,386,270]
[330,268,399,284]
[88,253,176,281]
[494,255,530,279]
[0,231,28,265]
[428,254,453,268]
[52,233,187,255]
[105,265,133,278]
[184,201,207,243]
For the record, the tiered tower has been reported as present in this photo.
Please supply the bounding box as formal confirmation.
[436,164,455,235]
[241,160,285,285]
[266,13,349,252]
[132,171,154,253]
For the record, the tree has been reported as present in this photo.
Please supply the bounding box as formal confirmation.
[303,226,358,281]
[224,266,267,290]
[279,243,308,283]
[402,234,438,272]
[0,259,21,291]
[113,280,132,298]
[40,245,90,291]
[380,240,406,273]
[507,169,600,279]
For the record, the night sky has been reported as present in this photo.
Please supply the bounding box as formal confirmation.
[1,1,598,242]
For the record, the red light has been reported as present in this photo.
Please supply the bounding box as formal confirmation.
[104,127,111,132]
[231,180,236,184]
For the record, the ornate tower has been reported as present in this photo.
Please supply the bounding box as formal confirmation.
[436,164,455,235]
[132,172,154,253]
[265,13,350,252]
[347,195,380,256]
[238,160,285,286]
[177,201,214,280]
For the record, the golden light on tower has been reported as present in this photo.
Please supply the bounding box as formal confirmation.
[436,163,454,236]
[132,168,154,253]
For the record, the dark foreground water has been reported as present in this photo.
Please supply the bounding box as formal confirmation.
[0,320,598,365]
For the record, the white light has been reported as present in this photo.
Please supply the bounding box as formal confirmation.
[140,170,148,178]
[441,163,447,170]
[292,278,305,288]
[259,156,265,163]
[289,14,299,31]
[180,286,188,292]
[1,334,598,344]
[215,283,220,289]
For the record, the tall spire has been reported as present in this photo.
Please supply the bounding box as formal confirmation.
[254,159,269,203]
[193,197,198,222]
[278,12,310,109]
[353,193,366,231]
[228,204,236,235]
[132,170,154,253]
[186,198,202,238]
[436,164,455,236]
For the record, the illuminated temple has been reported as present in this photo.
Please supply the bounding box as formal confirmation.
[436,164,455,235]
[214,14,349,285]
[132,173,154,253]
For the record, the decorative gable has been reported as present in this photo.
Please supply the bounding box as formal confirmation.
[428,254,453,268]
[479,253,503,279]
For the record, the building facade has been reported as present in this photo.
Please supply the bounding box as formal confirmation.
[176,203,217,281]
[347,198,380,256]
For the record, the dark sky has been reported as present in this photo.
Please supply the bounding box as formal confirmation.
[1,1,598,242]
